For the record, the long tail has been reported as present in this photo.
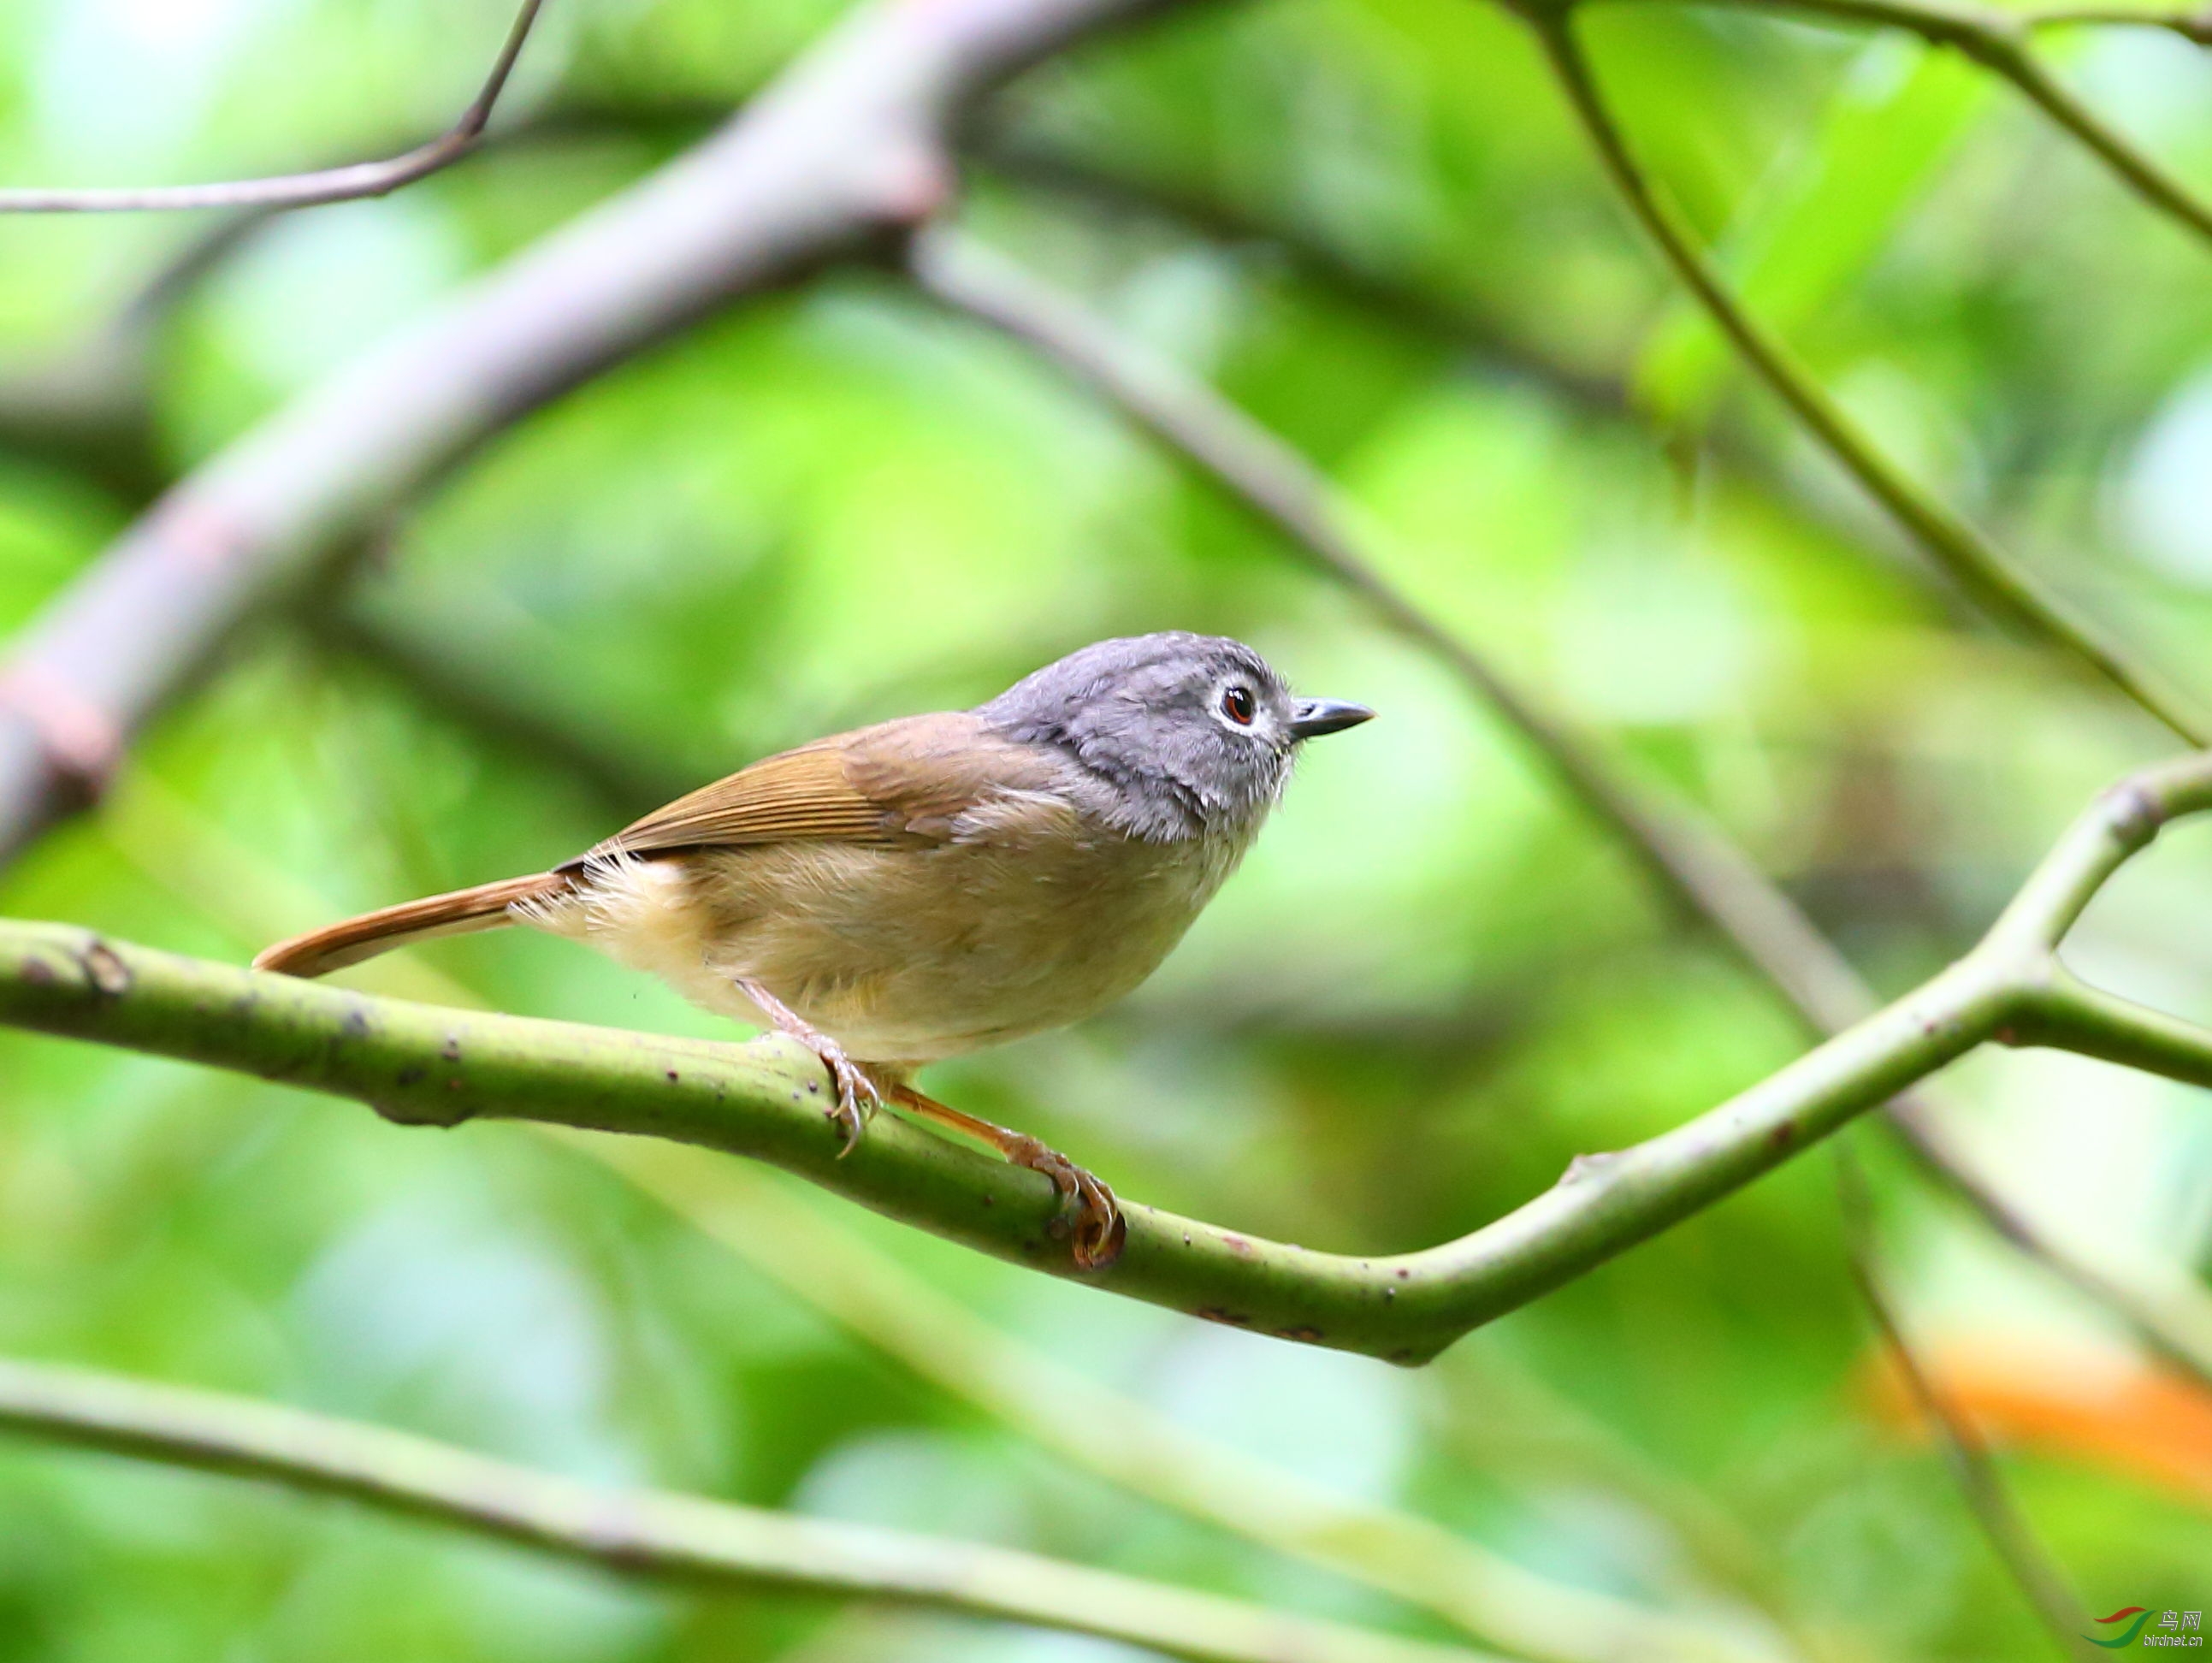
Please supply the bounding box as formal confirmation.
[253,872,577,979]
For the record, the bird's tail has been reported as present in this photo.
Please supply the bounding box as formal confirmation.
[253,871,577,979]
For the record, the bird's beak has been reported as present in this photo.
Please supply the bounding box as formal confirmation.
[1287,697,1375,740]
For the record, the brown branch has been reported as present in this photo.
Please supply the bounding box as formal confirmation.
[0,0,545,214]
[0,0,1200,865]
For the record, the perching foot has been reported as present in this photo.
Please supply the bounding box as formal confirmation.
[735,977,881,1156]
[890,1085,1125,1269]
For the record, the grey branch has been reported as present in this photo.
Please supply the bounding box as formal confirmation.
[0,0,545,214]
[0,1352,1484,1663]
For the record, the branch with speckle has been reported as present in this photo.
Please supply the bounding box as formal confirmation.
[7,750,2212,1364]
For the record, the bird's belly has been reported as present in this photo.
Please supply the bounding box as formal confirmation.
[527,833,1240,1066]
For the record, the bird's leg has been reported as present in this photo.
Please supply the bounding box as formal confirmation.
[733,976,880,1157]
[888,1084,1125,1270]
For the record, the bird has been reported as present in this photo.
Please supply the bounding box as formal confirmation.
[254,632,1374,1267]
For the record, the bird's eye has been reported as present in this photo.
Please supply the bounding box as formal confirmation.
[1221,685,1256,725]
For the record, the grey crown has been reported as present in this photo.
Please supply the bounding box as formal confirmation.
[978,631,1372,843]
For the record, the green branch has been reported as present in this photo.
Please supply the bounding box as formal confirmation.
[8,754,2210,1363]
[0,1353,1485,1663]
[0,920,1980,1363]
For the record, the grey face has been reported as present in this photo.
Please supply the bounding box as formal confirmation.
[979,632,1374,842]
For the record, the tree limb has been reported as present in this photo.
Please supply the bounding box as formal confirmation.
[0,1353,1485,1663]
[6,750,2209,1364]
[0,0,546,214]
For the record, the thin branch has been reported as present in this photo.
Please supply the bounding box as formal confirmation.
[0,96,739,500]
[1526,5,2212,747]
[1831,1147,2086,1655]
[0,0,545,214]
[0,0,1197,866]
[0,923,1984,1359]
[2016,962,2212,1089]
[2023,3,2212,38]
[8,745,2210,1361]
[0,1353,1483,1663]
[1668,0,2212,247]
[902,224,2212,1389]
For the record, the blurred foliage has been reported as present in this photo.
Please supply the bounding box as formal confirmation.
[1,0,2211,1658]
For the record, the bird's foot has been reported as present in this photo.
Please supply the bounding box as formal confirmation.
[734,977,881,1157]
[1001,1133,1125,1270]
[803,1032,883,1157]
[889,1085,1124,1269]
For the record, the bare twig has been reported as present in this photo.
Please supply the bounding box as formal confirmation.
[0,1353,1485,1663]
[0,0,1206,866]
[1526,5,2210,747]
[902,223,2212,1390]
[0,0,545,214]
[1831,1146,2086,1656]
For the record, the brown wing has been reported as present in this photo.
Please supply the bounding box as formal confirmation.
[566,712,1066,866]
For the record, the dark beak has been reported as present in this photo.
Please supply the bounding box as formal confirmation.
[1287,697,1375,741]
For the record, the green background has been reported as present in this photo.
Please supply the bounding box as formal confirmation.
[0,0,2209,1656]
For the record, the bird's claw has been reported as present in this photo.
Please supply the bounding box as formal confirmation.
[799,1034,880,1157]
[1004,1133,1125,1269]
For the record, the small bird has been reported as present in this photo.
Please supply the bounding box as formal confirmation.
[255,632,1373,1267]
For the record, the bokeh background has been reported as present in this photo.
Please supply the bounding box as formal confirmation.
[1,0,2210,1656]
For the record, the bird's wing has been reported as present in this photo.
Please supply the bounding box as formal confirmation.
[570,712,1066,864]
